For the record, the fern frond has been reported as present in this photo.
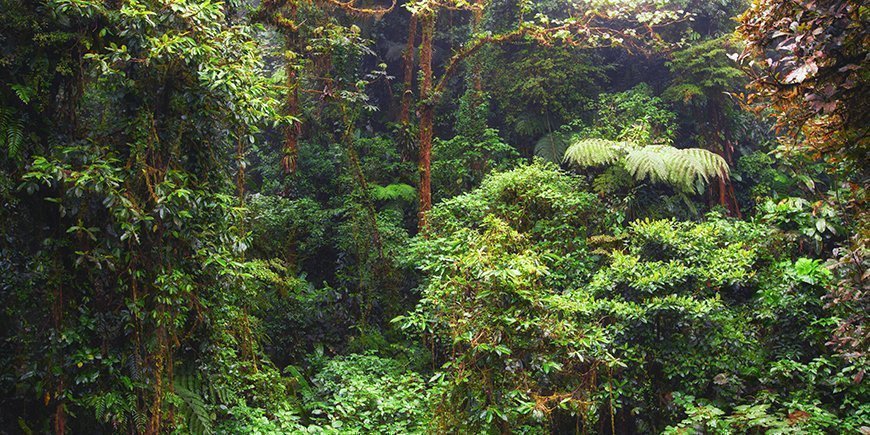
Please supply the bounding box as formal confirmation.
[666,147,729,193]
[371,183,417,203]
[173,374,215,435]
[564,135,729,193]
[563,138,629,167]
[626,145,729,193]
[680,148,729,182]
[10,84,34,104]
[533,131,571,163]
[0,107,24,160]
[133,409,147,433]
[624,145,671,184]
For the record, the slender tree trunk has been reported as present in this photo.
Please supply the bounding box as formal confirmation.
[722,137,742,218]
[471,1,484,94]
[281,4,301,177]
[237,130,246,199]
[147,319,166,435]
[52,281,65,435]
[277,5,301,272]
[399,14,418,124]
[708,101,741,218]
[282,47,301,176]
[417,12,436,231]
[53,379,65,435]
[342,107,385,258]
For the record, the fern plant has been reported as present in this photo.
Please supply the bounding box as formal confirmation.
[533,131,572,163]
[0,107,24,161]
[563,138,729,194]
[171,373,231,435]
[83,391,144,432]
[370,183,417,204]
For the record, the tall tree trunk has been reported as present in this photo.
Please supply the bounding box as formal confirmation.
[341,107,385,259]
[399,14,418,124]
[52,281,65,435]
[417,12,436,231]
[282,50,301,176]
[146,313,167,435]
[236,129,246,200]
[708,100,741,218]
[722,137,742,218]
[470,1,484,94]
[281,4,301,177]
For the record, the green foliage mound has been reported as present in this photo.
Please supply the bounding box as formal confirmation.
[401,163,866,433]
[308,354,431,433]
[401,162,608,432]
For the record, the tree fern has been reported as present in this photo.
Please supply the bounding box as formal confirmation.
[563,138,728,193]
[562,138,627,167]
[533,131,571,163]
[668,147,730,192]
[370,183,417,203]
[83,391,140,430]
[10,84,34,104]
[623,144,672,185]
[172,374,216,435]
[0,107,24,160]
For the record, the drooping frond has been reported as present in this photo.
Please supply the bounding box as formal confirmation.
[533,131,571,163]
[564,137,729,193]
[625,145,729,193]
[668,147,730,191]
[0,107,24,160]
[562,138,629,167]
[623,144,672,185]
[371,183,417,203]
[173,373,218,435]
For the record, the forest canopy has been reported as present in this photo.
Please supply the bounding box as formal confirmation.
[0,0,867,433]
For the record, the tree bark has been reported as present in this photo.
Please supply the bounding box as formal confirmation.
[52,281,65,435]
[282,26,301,177]
[417,12,436,231]
[709,101,741,218]
[471,1,484,94]
[282,67,300,176]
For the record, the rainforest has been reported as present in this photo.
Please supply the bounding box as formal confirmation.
[0,0,867,433]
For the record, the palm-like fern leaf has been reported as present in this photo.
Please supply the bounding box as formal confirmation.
[562,138,627,167]
[623,144,673,185]
[0,107,24,160]
[564,137,728,193]
[661,147,730,192]
[173,374,215,435]
[371,183,417,203]
[533,131,571,163]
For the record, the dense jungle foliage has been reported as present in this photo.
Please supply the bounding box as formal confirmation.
[0,0,867,433]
